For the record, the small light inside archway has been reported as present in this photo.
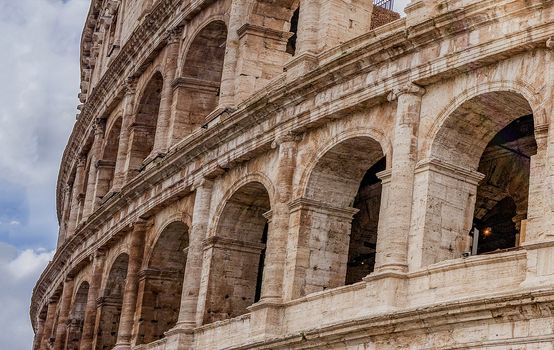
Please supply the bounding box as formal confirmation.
[483,227,493,238]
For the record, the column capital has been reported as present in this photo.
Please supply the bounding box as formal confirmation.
[76,155,87,167]
[131,218,149,232]
[165,25,184,45]
[90,249,106,262]
[546,35,554,49]
[62,183,72,194]
[123,77,137,96]
[93,118,107,136]
[193,177,214,191]
[388,83,426,102]
[272,131,303,148]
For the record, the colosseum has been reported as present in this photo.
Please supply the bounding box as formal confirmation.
[31,0,554,349]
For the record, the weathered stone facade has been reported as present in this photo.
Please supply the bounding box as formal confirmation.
[31,0,554,349]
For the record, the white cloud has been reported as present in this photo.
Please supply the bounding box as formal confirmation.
[0,242,54,350]
[0,0,89,249]
[0,0,89,349]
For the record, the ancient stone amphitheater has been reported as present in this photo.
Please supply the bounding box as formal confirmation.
[31,0,554,349]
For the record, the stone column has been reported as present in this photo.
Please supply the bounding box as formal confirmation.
[296,0,319,55]
[112,79,137,192]
[177,179,213,328]
[82,118,106,220]
[57,185,72,248]
[260,133,300,302]
[521,118,554,287]
[53,278,75,350]
[66,156,87,236]
[41,300,58,349]
[218,0,248,107]
[113,221,147,350]
[374,83,425,273]
[80,251,106,350]
[151,27,182,158]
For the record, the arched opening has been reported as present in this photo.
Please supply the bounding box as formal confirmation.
[424,91,536,264]
[78,152,93,223]
[95,254,129,350]
[346,156,386,284]
[472,115,536,254]
[177,20,227,126]
[135,221,188,345]
[203,182,271,324]
[127,73,163,177]
[96,117,122,200]
[298,136,385,295]
[65,282,90,350]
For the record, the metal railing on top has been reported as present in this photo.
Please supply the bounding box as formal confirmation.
[373,0,395,10]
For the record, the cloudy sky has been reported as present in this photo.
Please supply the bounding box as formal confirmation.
[0,0,89,348]
[0,0,409,349]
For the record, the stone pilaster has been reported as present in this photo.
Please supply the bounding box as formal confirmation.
[113,220,147,350]
[66,156,86,236]
[151,27,182,158]
[218,0,248,107]
[261,133,300,302]
[57,184,72,248]
[82,118,106,220]
[112,78,136,191]
[80,251,106,350]
[521,116,554,287]
[374,83,425,273]
[40,300,58,349]
[53,278,75,350]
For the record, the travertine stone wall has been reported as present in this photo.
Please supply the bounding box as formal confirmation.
[32,0,554,349]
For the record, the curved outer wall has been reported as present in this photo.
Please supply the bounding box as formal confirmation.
[32,0,554,349]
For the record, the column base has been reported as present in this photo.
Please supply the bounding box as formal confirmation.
[284,52,319,84]
[247,299,285,340]
[142,150,167,169]
[521,239,554,289]
[112,342,131,350]
[364,270,408,310]
[164,325,195,350]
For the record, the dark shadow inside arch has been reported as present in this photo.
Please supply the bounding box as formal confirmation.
[346,156,386,285]
[203,182,270,324]
[286,7,300,55]
[95,254,128,350]
[135,221,188,345]
[472,115,537,254]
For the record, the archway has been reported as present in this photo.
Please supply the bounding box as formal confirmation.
[203,181,271,324]
[135,221,188,345]
[65,282,90,350]
[95,117,122,200]
[176,21,227,128]
[472,115,536,254]
[127,73,163,178]
[296,136,385,295]
[95,254,129,350]
[421,90,536,265]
